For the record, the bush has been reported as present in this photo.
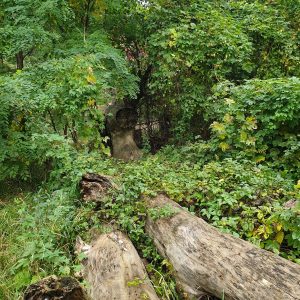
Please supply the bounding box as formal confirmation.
[209,77,300,177]
[0,32,137,181]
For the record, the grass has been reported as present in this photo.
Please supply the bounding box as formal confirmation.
[0,149,299,299]
[0,197,23,299]
[0,181,36,299]
[0,184,87,300]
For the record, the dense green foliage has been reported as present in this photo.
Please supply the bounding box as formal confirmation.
[0,32,137,180]
[209,77,300,176]
[0,0,299,299]
[1,148,299,299]
[144,0,300,138]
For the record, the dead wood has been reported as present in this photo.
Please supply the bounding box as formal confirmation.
[24,275,87,300]
[75,231,159,300]
[146,194,300,300]
[105,103,141,161]
[80,173,114,203]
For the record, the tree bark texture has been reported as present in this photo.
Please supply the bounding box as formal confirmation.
[76,231,159,300]
[146,194,300,300]
[80,173,115,204]
[110,130,141,161]
[24,276,87,300]
[16,50,24,70]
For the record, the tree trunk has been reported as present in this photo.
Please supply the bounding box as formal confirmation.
[76,231,159,300]
[110,129,141,161]
[105,103,141,161]
[16,50,24,70]
[146,194,300,300]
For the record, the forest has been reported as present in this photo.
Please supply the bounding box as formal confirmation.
[0,0,299,299]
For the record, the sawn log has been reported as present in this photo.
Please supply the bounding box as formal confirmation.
[76,231,159,300]
[146,194,300,300]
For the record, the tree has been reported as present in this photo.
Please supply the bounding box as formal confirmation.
[137,0,300,141]
[0,0,73,69]
[68,0,106,41]
[0,32,137,180]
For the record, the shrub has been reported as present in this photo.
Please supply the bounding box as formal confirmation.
[209,77,300,177]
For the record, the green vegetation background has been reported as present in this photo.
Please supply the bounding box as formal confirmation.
[0,0,299,299]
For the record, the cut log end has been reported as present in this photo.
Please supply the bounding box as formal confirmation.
[76,231,159,300]
[80,173,114,203]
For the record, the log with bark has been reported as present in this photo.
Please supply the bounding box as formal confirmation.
[75,231,159,300]
[80,173,115,204]
[24,275,87,300]
[146,194,300,300]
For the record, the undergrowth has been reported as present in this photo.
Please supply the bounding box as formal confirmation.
[0,143,299,299]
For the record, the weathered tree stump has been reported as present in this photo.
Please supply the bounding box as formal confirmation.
[24,276,87,300]
[146,194,300,300]
[80,173,115,203]
[105,103,141,161]
[76,231,159,300]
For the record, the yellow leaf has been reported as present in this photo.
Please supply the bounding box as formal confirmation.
[211,122,225,133]
[294,180,300,189]
[257,211,264,220]
[169,28,178,37]
[219,142,230,152]
[223,114,233,124]
[168,40,176,47]
[275,231,284,244]
[276,223,282,232]
[245,136,256,146]
[87,74,96,84]
[224,98,235,105]
[87,98,96,107]
[245,116,257,130]
[255,155,265,163]
[240,131,248,142]
[101,143,111,156]
[186,61,192,67]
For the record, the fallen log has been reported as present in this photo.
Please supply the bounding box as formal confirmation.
[146,194,300,300]
[76,231,159,300]
[80,173,115,203]
[24,275,87,300]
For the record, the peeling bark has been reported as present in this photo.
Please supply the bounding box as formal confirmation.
[80,173,115,203]
[146,194,300,300]
[24,276,87,300]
